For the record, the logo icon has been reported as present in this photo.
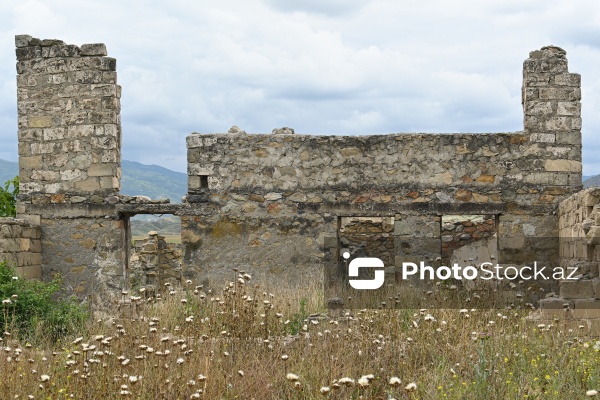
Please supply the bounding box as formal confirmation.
[344,252,385,290]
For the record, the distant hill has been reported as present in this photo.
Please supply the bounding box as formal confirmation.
[120,160,187,203]
[0,159,187,203]
[584,175,600,188]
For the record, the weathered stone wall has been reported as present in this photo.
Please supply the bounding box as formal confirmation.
[441,215,496,264]
[532,188,600,334]
[15,35,121,207]
[4,35,589,309]
[0,218,41,278]
[10,35,125,308]
[130,231,182,292]
[183,46,582,290]
[558,188,600,296]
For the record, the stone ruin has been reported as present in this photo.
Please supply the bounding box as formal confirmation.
[130,231,183,292]
[1,35,598,330]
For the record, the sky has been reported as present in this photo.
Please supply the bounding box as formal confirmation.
[0,0,599,174]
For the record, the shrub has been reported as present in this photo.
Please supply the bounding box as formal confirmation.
[0,261,89,343]
[0,176,18,217]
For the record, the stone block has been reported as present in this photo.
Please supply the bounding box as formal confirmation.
[30,253,41,265]
[560,280,595,299]
[557,101,581,116]
[0,252,17,265]
[529,133,556,143]
[74,178,100,191]
[394,220,412,236]
[80,43,107,56]
[88,163,115,177]
[0,238,21,252]
[27,116,53,128]
[19,156,42,169]
[41,44,80,58]
[74,70,102,84]
[15,265,41,279]
[538,88,578,100]
[544,159,581,172]
[572,300,600,318]
[30,239,41,253]
[525,101,553,115]
[97,176,119,190]
[554,73,581,86]
[188,163,214,175]
[15,35,33,48]
[16,46,42,61]
[540,297,573,310]
[554,131,581,145]
[19,238,31,251]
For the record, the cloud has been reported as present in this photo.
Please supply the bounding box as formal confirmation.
[261,0,366,16]
[0,0,600,176]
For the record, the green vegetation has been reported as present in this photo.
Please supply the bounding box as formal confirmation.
[0,261,88,343]
[0,176,18,217]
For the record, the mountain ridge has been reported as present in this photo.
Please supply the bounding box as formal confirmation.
[0,159,187,202]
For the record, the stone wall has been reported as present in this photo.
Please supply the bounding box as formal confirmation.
[2,36,589,310]
[8,35,125,308]
[558,187,600,283]
[130,231,182,292]
[441,215,496,264]
[0,218,41,278]
[15,35,121,207]
[531,188,600,334]
[183,46,582,292]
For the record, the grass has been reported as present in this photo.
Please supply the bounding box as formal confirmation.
[1,273,600,399]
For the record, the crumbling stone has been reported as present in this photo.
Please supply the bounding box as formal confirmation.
[0,36,589,310]
[271,127,295,134]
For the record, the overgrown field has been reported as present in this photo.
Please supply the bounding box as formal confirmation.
[1,270,600,399]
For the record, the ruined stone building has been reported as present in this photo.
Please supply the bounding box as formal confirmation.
[1,35,599,328]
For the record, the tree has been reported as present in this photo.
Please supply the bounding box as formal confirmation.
[0,176,19,217]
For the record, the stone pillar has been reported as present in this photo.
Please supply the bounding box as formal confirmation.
[522,45,582,184]
[13,35,124,308]
[15,34,121,217]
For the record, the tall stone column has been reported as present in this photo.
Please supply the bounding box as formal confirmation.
[522,45,582,184]
[14,35,124,308]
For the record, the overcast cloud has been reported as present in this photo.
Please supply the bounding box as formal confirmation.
[0,0,599,174]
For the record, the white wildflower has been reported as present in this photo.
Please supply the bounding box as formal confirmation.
[286,373,299,381]
[389,376,402,386]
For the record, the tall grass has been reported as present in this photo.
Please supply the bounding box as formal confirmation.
[0,270,599,399]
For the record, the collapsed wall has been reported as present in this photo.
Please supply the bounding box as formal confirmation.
[130,231,183,292]
[183,46,582,295]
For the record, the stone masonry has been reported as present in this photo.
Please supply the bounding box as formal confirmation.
[183,47,581,293]
[130,231,183,293]
[0,218,41,278]
[12,35,124,308]
[530,188,600,334]
[0,36,593,312]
